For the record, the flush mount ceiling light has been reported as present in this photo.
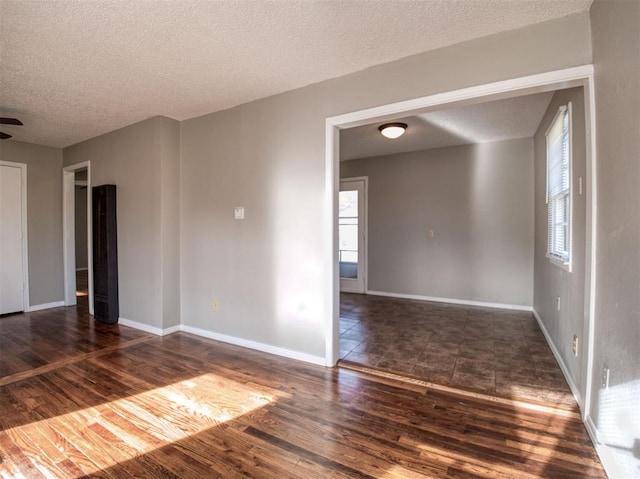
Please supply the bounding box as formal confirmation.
[378,122,407,139]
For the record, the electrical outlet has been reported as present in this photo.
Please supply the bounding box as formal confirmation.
[212,300,219,312]
[428,229,434,238]
[601,363,610,389]
[572,335,579,356]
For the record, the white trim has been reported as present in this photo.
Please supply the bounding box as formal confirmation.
[584,419,625,479]
[532,309,583,408]
[75,267,88,272]
[118,318,162,335]
[162,325,181,335]
[325,122,340,366]
[546,253,572,272]
[328,65,594,130]
[324,65,597,422]
[583,415,625,479]
[367,290,533,312]
[119,319,326,366]
[585,414,601,444]
[582,75,597,422]
[27,301,65,312]
[340,285,365,294]
[63,162,93,315]
[0,161,30,313]
[118,317,180,336]
[181,325,327,366]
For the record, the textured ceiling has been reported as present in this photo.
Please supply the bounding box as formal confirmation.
[340,91,555,161]
[0,0,591,148]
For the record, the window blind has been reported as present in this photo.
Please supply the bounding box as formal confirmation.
[546,104,571,265]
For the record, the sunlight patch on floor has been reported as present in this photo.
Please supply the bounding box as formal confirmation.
[1,373,285,478]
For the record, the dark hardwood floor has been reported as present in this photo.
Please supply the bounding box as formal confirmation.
[0,306,607,478]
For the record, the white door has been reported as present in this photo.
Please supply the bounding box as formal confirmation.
[0,165,25,314]
[339,178,367,293]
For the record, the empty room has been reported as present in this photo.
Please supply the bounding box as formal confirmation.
[0,1,638,478]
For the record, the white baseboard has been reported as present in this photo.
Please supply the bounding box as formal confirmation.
[112,318,326,366]
[340,287,364,294]
[118,317,179,336]
[366,290,533,312]
[162,325,181,336]
[27,301,65,312]
[532,309,583,409]
[584,417,625,479]
[180,324,327,367]
[585,414,601,444]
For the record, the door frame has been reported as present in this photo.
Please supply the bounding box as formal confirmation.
[324,65,597,422]
[63,161,93,315]
[0,161,29,312]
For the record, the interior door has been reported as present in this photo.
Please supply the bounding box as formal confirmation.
[0,165,25,314]
[339,178,366,293]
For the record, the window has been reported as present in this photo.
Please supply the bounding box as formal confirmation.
[546,103,572,270]
[338,189,359,265]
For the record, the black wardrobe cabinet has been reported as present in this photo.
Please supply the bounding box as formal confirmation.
[92,184,119,324]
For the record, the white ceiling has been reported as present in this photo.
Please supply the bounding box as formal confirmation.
[340,91,555,161]
[0,0,591,148]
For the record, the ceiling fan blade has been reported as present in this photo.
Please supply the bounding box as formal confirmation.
[0,132,12,139]
[0,118,23,126]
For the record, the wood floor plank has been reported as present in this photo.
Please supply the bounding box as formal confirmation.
[0,431,47,479]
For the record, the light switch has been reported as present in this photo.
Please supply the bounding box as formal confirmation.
[234,207,244,220]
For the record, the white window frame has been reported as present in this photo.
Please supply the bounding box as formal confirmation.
[545,103,573,271]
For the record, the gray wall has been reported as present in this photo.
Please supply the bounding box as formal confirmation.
[533,87,587,399]
[63,116,181,330]
[0,140,63,306]
[590,1,640,477]
[159,117,181,329]
[180,14,591,358]
[341,138,534,306]
[74,185,88,270]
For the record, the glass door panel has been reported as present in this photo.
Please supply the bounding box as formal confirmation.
[339,179,366,293]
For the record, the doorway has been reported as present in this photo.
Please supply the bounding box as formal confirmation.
[74,170,89,312]
[0,161,29,315]
[63,161,93,315]
[339,177,367,294]
[325,65,597,418]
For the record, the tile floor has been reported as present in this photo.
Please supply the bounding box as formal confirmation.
[340,293,576,407]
